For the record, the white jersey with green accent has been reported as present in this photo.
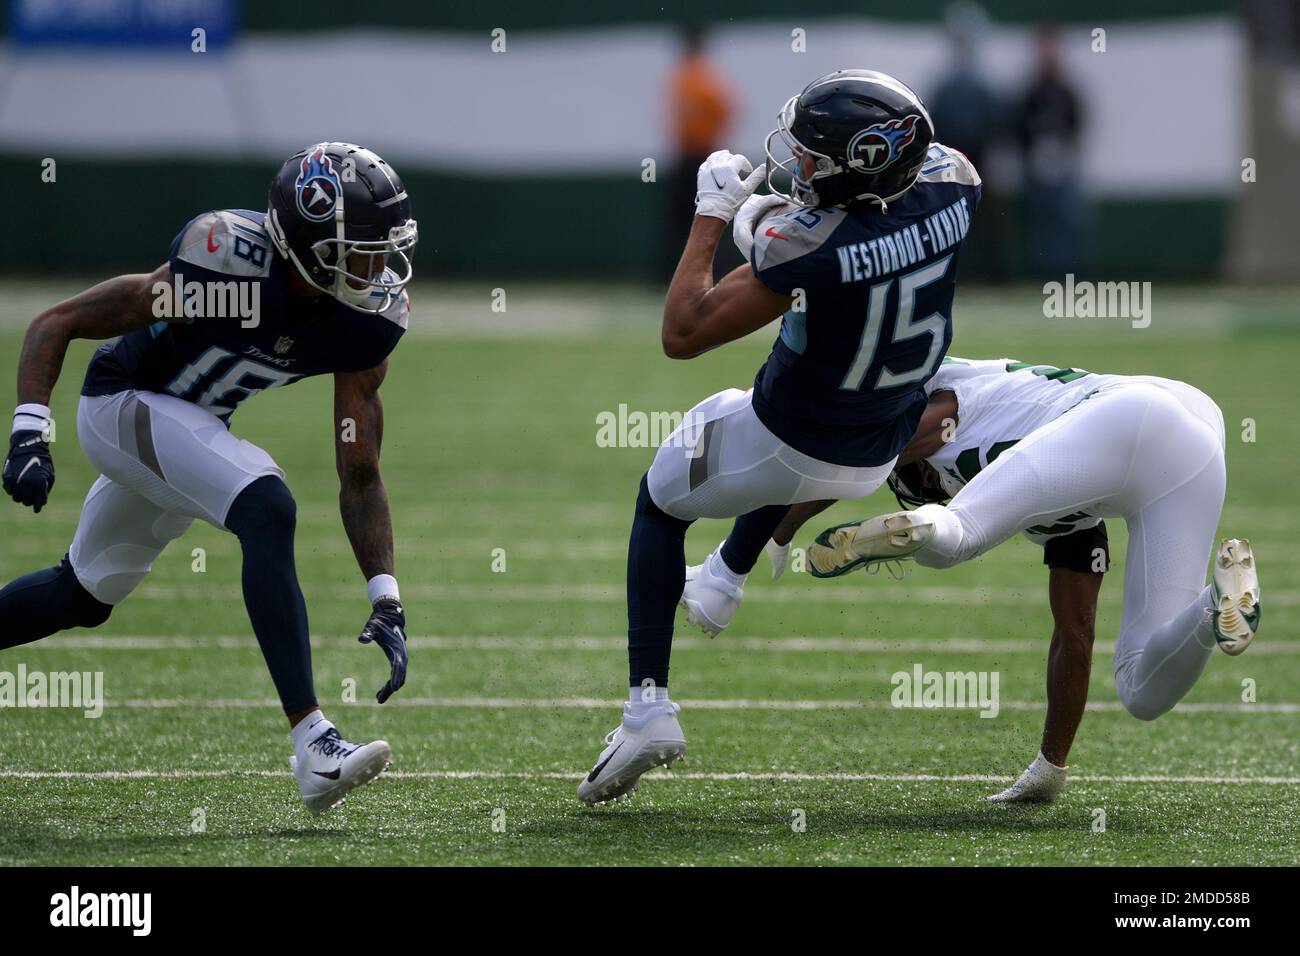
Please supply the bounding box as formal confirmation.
[922,357,1112,544]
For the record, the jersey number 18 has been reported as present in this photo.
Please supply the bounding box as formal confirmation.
[166,346,299,416]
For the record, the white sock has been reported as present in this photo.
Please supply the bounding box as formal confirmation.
[708,549,746,586]
[291,711,332,754]
[914,504,965,565]
[1034,751,1068,773]
[628,685,669,703]
[627,685,670,716]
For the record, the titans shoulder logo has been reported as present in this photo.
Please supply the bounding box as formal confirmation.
[294,147,342,222]
[846,115,922,173]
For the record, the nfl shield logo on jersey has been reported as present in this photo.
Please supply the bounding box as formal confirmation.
[294,147,341,222]
[847,114,921,172]
[274,336,294,354]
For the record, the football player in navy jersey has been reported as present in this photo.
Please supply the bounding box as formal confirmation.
[0,143,418,814]
[579,71,982,804]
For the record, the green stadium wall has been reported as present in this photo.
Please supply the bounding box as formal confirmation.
[0,155,1225,280]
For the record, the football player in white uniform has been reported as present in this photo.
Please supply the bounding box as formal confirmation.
[702,358,1260,802]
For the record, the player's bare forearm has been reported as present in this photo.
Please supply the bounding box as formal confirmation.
[335,364,394,579]
[340,473,395,579]
[774,499,836,546]
[661,220,792,359]
[16,264,171,405]
[1041,567,1102,765]
[663,216,727,339]
[897,390,960,465]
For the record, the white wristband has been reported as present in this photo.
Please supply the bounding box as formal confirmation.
[367,574,401,605]
[13,403,51,436]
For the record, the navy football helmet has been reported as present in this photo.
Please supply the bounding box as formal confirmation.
[765,70,935,210]
[267,143,418,314]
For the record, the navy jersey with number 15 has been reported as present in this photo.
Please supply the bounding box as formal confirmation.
[81,208,408,421]
[749,143,981,467]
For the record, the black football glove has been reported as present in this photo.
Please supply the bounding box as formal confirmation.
[2,429,55,513]
[358,598,407,703]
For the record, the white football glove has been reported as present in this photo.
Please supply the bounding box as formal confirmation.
[766,538,792,581]
[695,150,767,223]
[733,194,794,259]
[985,752,1068,803]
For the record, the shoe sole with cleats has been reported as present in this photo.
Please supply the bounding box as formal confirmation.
[679,595,726,637]
[808,512,934,579]
[1213,538,1260,656]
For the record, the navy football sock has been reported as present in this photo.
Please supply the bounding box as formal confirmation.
[0,557,112,649]
[719,504,790,576]
[224,476,317,715]
[627,474,691,690]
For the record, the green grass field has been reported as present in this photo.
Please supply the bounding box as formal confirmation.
[1,282,1297,866]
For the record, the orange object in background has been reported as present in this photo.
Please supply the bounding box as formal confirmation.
[671,50,733,156]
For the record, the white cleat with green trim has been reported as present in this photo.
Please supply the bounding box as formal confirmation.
[808,510,934,578]
[1211,538,1260,656]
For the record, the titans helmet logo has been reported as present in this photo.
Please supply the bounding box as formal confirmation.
[294,148,342,222]
[847,115,922,173]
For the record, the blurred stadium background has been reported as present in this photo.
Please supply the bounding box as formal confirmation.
[0,0,1297,280]
[1,1,1298,865]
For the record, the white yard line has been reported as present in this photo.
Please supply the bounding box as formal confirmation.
[56,697,1297,714]
[131,582,1300,607]
[1,768,1297,785]
[41,634,1300,655]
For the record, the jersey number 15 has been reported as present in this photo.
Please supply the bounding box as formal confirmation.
[840,254,953,392]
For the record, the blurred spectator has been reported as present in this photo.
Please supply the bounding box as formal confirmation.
[661,26,734,280]
[1014,23,1088,277]
[930,3,1009,281]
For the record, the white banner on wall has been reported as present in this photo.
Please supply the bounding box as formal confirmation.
[0,17,1243,196]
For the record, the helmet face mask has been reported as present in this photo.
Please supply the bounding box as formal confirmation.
[764,70,935,211]
[308,221,418,312]
[267,143,418,315]
[765,97,842,208]
[887,460,951,510]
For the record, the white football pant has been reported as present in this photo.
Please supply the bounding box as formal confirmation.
[912,380,1226,720]
[646,387,895,521]
[69,390,283,604]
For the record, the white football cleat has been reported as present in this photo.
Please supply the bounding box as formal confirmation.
[577,701,686,805]
[808,510,934,578]
[290,725,391,815]
[679,550,745,637]
[985,753,1067,804]
[766,538,792,580]
[1211,538,1260,656]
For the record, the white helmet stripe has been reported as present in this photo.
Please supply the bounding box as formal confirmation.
[353,146,401,200]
